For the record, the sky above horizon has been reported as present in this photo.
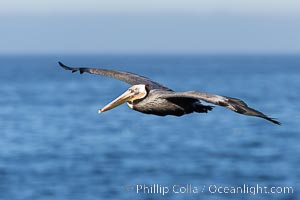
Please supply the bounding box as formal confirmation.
[2,0,300,15]
[1,0,300,54]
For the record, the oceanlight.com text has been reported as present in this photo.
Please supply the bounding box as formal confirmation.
[124,184,294,196]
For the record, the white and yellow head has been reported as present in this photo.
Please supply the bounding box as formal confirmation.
[98,84,148,113]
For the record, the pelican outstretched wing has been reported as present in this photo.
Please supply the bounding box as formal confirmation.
[160,91,281,125]
[59,62,172,91]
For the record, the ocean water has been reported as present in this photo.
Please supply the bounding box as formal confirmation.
[0,54,299,200]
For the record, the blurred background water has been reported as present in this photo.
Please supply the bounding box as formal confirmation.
[0,54,299,200]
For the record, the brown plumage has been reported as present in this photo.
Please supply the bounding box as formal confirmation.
[59,62,280,125]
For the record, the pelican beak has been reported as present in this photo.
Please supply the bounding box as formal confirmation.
[98,89,135,114]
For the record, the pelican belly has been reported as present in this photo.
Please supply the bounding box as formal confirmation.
[130,90,190,116]
[133,98,185,116]
[130,89,211,116]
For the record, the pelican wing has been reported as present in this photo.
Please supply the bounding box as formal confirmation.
[59,62,171,91]
[160,91,280,125]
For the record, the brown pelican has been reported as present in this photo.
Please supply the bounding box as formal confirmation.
[58,62,280,125]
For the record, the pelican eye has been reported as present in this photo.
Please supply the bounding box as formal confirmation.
[130,88,139,94]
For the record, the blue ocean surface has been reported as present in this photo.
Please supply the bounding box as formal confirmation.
[0,54,299,200]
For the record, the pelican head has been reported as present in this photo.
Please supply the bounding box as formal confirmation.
[98,84,148,114]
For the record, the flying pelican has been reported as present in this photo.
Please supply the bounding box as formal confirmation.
[59,62,280,125]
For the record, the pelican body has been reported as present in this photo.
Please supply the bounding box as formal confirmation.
[59,62,280,125]
[100,85,212,116]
